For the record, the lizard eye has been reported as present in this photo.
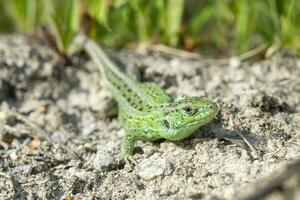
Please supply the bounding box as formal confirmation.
[183,106,197,115]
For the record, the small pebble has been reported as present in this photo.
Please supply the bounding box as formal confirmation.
[92,151,118,171]
[11,165,32,175]
[51,131,68,143]
[82,123,96,136]
[68,167,87,179]
[229,57,241,68]
[138,154,172,180]
[9,151,18,161]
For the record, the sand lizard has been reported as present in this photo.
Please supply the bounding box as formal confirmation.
[82,38,219,162]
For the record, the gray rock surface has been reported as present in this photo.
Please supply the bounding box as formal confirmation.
[0,35,299,199]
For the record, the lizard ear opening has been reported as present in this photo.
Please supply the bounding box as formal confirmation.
[175,95,188,102]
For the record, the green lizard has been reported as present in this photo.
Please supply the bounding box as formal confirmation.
[82,38,219,162]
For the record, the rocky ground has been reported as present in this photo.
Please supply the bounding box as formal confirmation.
[0,35,299,200]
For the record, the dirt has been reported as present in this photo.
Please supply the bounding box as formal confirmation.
[0,35,299,200]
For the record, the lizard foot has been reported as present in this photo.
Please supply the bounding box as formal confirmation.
[123,154,138,166]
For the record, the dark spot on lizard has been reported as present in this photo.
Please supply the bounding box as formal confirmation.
[163,120,170,129]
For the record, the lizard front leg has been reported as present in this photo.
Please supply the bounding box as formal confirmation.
[122,133,137,164]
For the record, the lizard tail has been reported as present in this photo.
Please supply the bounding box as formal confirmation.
[75,34,122,83]
[75,34,141,103]
[75,34,156,110]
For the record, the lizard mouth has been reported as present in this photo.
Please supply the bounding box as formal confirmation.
[163,110,218,141]
[169,122,203,141]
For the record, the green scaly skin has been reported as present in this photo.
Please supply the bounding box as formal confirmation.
[83,39,219,162]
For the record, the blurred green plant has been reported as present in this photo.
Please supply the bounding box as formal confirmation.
[48,0,80,54]
[156,0,184,46]
[184,0,300,54]
[1,0,46,33]
[0,0,80,56]
[0,0,299,56]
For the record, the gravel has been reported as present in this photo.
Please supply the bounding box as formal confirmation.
[0,35,299,199]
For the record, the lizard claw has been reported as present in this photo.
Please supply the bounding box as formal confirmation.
[124,155,138,166]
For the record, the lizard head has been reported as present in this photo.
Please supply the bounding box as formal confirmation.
[160,96,219,141]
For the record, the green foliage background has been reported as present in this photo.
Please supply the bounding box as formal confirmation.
[0,0,299,55]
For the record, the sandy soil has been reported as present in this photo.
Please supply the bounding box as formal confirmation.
[0,35,299,200]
